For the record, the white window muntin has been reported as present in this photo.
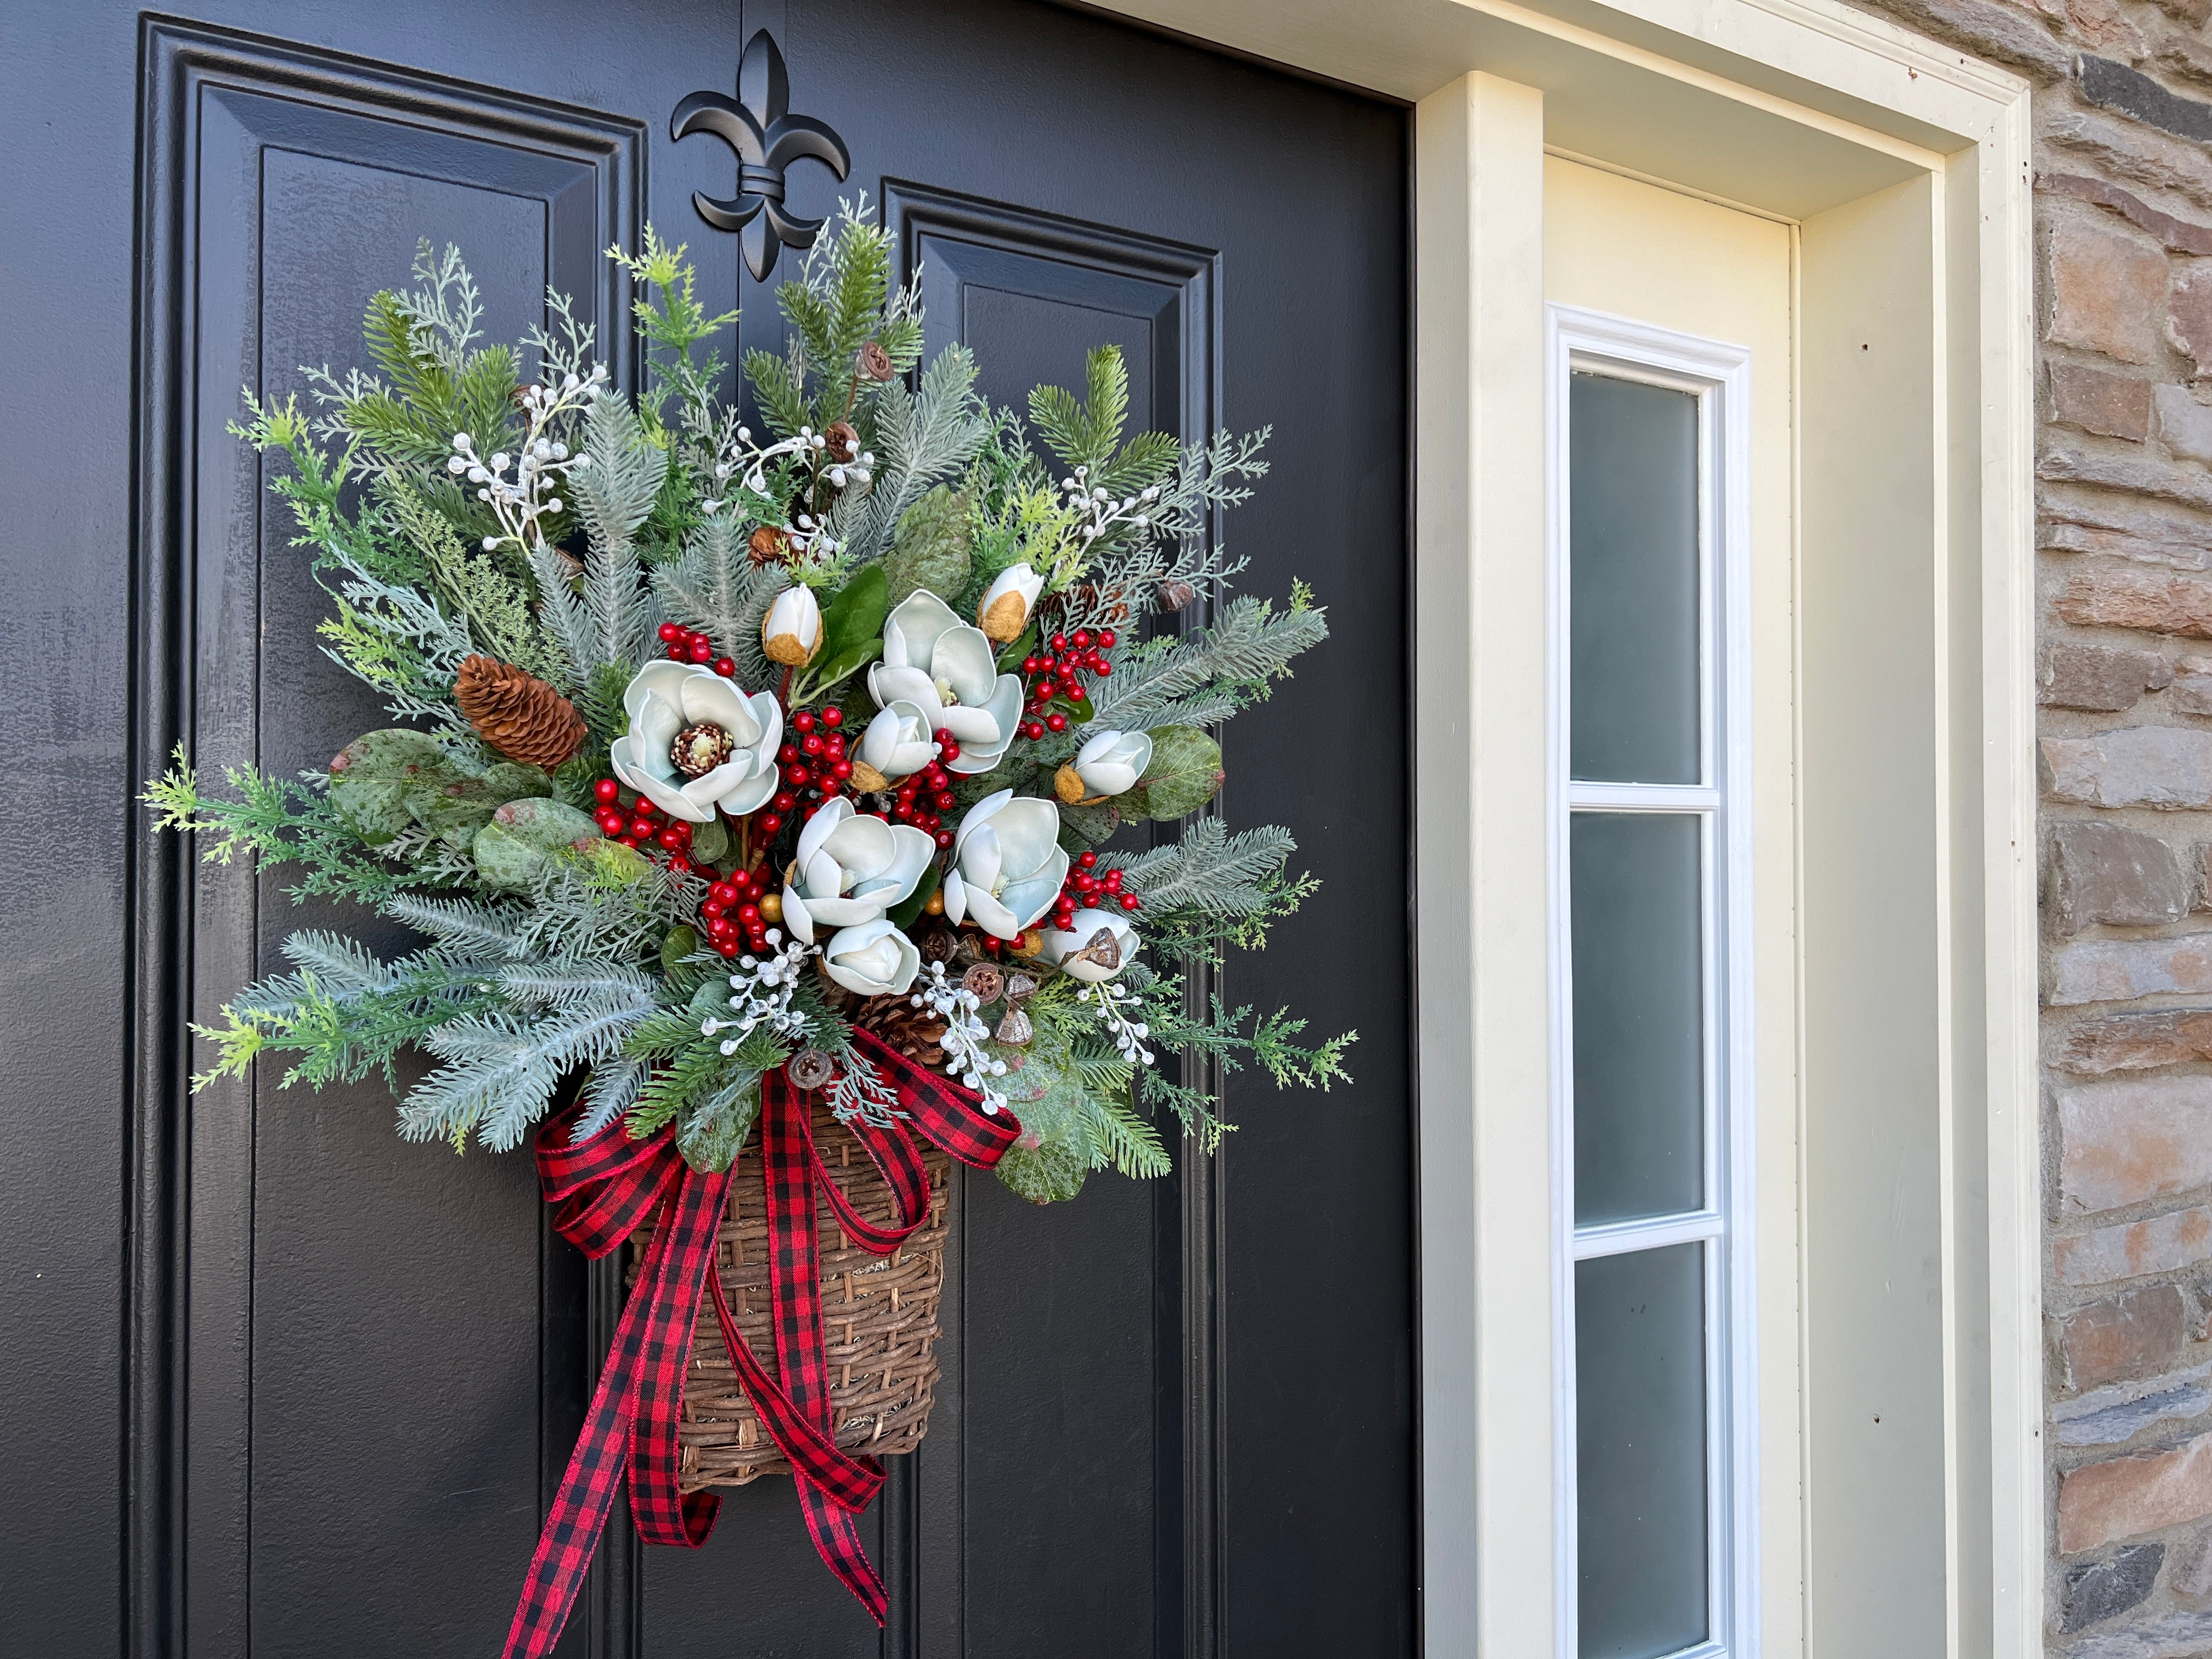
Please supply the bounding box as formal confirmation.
[1545,304,1759,1659]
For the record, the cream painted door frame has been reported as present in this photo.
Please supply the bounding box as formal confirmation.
[1093,2,2038,1654]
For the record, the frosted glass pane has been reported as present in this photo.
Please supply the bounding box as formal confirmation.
[1570,372,1700,785]
[1577,1244,1709,1659]
[1571,813,1703,1225]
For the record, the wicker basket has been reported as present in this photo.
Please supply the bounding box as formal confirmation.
[633,1093,952,1492]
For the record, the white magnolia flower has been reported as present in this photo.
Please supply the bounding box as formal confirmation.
[975,562,1043,643]
[857,702,940,781]
[1042,908,1137,981]
[941,789,1069,940]
[867,590,1023,776]
[608,660,782,823]
[1071,729,1152,798]
[762,584,823,666]
[780,798,935,943]
[821,918,922,996]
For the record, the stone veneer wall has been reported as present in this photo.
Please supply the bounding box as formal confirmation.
[1843,0,2212,1645]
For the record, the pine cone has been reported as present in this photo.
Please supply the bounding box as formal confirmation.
[454,655,586,768]
[846,988,951,1075]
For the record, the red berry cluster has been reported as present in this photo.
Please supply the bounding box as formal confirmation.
[888,735,960,850]
[592,777,697,874]
[768,706,853,840]
[1049,847,1139,933]
[701,870,776,958]
[1017,628,1116,742]
[658,619,737,678]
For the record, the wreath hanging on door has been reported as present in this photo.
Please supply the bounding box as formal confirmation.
[145,202,1351,1650]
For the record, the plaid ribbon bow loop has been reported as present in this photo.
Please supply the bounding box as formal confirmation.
[504,1032,1020,1657]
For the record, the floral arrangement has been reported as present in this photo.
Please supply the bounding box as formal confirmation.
[146,201,1353,1203]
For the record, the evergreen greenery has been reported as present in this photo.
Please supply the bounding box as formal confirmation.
[148,199,1352,1198]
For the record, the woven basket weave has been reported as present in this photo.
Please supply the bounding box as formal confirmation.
[633,1093,952,1492]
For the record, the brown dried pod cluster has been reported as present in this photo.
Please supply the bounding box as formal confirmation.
[857,339,896,382]
[824,421,860,463]
[748,525,793,566]
[1158,578,1198,613]
[962,963,1005,1005]
[453,655,586,768]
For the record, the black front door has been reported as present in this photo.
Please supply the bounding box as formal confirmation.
[1,2,1409,1653]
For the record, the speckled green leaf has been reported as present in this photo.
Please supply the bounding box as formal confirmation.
[326,729,450,844]
[688,812,731,865]
[472,799,601,891]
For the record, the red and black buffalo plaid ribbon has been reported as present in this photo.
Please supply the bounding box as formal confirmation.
[503,1029,1020,1657]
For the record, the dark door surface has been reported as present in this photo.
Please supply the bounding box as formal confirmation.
[0,2,1410,1654]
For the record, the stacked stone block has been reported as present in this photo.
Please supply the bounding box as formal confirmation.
[1850,0,2212,1644]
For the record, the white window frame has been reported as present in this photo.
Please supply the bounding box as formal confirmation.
[1545,305,1758,1659]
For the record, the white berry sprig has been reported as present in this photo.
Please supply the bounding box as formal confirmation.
[701,932,815,1053]
[1080,979,1155,1068]
[911,960,1009,1113]
[448,364,607,556]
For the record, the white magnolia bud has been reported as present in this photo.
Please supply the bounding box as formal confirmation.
[975,562,1043,644]
[761,584,823,668]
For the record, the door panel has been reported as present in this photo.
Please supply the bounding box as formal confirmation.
[9,1,1408,1652]
[145,25,643,1652]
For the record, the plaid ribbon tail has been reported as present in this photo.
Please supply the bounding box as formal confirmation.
[628,1166,729,1548]
[761,1068,893,1623]
[502,1145,685,1659]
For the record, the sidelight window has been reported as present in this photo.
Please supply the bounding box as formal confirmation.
[1548,310,1758,1659]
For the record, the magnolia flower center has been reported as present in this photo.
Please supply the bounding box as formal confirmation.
[933,674,959,706]
[672,721,736,778]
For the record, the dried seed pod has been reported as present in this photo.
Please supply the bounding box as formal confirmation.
[1071,927,1124,973]
[1158,578,1198,613]
[825,421,860,462]
[962,963,1005,1005]
[1002,973,1039,1005]
[787,1048,837,1091]
[994,1005,1034,1046]
[859,340,896,381]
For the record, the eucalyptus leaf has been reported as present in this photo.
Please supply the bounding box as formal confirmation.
[883,483,973,607]
[1056,801,1122,847]
[472,798,602,891]
[995,1139,1088,1205]
[1135,726,1224,821]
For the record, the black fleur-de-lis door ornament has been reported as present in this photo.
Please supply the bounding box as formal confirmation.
[670,30,851,283]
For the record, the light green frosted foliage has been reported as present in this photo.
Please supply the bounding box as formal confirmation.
[881,484,972,608]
